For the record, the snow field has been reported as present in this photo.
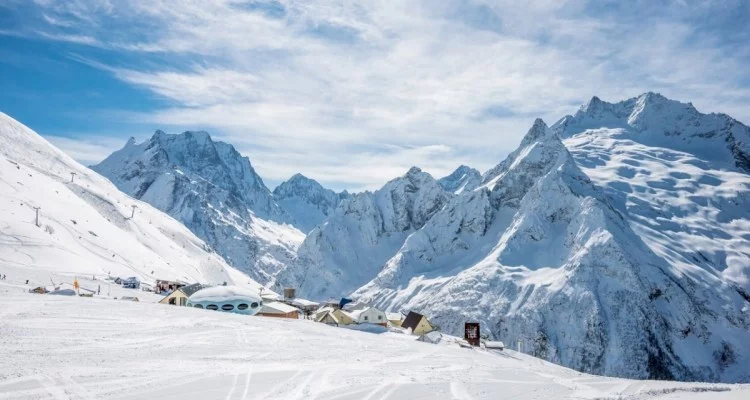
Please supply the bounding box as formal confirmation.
[0,292,748,400]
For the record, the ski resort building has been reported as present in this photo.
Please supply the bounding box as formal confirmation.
[155,279,185,294]
[258,301,300,319]
[401,311,435,335]
[347,306,387,327]
[186,285,263,316]
[314,307,355,326]
[387,312,405,327]
[159,283,207,306]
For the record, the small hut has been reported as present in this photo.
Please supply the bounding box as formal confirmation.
[258,301,300,319]
[401,311,435,335]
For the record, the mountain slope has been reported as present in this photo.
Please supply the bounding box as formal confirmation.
[553,93,750,292]
[0,112,264,291]
[92,131,304,285]
[437,165,481,194]
[278,167,449,299]
[355,108,750,383]
[273,173,349,233]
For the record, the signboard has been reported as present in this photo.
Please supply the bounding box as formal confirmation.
[464,322,480,346]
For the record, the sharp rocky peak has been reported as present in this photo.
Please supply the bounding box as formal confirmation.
[519,118,554,146]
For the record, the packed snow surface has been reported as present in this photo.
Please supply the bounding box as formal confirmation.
[1,291,748,400]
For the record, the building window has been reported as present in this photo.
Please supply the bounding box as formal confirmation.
[206,304,218,310]
[250,302,259,309]
[194,304,204,309]
[237,304,249,310]
[168,297,176,305]
[378,315,382,320]
[221,304,234,311]
[364,316,368,321]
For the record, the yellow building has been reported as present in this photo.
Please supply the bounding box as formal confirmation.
[314,307,355,326]
[401,311,435,335]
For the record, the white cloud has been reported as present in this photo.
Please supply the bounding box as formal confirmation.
[17,0,750,190]
[45,135,130,166]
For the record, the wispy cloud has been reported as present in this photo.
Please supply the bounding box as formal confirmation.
[6,0,750,190]
[46,134,132,166]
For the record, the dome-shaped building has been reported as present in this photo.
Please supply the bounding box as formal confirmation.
[187,285,263,315]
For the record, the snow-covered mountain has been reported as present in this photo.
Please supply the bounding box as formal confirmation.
[273,173,349,233]
[0,112,265,292]
[354,94,750,383]
[17,90,748,383]
[437,165,481,194]
[277,167,450,300]
[92,130,304,285]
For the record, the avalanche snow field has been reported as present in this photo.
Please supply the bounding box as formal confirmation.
[1,293,748,400]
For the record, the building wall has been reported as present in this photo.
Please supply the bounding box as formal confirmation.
[357,308,387,325]
[258,310,299,319]
[413,317,434,335]
[332,309,354,325]
[159,290,188,305]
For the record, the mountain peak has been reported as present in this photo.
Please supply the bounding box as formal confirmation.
[519,118,553,147]
[274,173,347,232]
[152,129,167,140]
[406,166,423,176]
[438,165,481,194]
[125,136,137,147]
[582,95,604,113]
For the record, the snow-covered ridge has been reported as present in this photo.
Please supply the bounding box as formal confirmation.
[0,112,264,292]
[552,92,750,173]
[92,130,304,286]
[273,173,349,233]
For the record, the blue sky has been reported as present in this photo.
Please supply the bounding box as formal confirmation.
[1,0,749,191]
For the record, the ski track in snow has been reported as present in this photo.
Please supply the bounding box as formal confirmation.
[1,292,748,400]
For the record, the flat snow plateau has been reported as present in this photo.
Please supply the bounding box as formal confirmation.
[0,290,748,400]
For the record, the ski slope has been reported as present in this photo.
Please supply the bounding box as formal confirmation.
[0,291,748,400]
[0,112,265,293]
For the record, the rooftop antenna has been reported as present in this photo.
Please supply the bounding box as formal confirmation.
[33,206,41,227]
[129,205,138,219]
[70,172,77,183]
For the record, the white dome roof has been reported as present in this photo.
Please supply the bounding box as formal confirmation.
[188,285,261,303]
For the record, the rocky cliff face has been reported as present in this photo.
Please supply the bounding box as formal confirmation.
[92,131,304,285]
